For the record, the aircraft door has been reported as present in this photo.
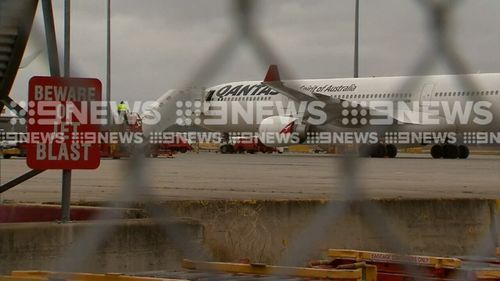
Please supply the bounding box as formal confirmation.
[419,83,434,102]
[202,89,214,113]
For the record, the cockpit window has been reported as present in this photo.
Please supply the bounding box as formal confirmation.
[206,90,215,101]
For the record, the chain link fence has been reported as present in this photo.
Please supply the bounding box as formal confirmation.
[1,0,498,279]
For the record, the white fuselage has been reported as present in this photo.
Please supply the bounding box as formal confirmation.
[200,73,500,135]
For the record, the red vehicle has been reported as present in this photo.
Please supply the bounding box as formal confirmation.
[100,113,192,158]
[100,133,192,158]
[232,136,278,154]
[150,134,193,156]
[100,141,130,159]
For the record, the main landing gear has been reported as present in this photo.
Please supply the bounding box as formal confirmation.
[359,143,398,158]
[430,144,469,159]
[219,144,234,154]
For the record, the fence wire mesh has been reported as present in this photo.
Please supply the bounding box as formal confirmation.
[0,0,498,280]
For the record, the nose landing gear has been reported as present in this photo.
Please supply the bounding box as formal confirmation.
[359,143,398,158]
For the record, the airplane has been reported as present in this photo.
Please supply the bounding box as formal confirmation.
[141,65,500,159]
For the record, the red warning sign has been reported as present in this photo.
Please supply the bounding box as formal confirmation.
[27,76,102,169]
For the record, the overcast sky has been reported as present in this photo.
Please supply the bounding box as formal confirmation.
[11,0,500,104]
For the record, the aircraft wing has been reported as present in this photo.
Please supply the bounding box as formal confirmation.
[261,65,452,128]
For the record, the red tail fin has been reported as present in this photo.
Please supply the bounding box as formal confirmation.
[264,65,281,82]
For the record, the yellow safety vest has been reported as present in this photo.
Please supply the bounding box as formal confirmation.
[117,103,128,112]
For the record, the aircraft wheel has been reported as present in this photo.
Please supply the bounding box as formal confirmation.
[370,143,387,158]
[443,144,458,159]
[386,144,398,158]
[220,144,234,154]
[458,145,470,159]
[358,144,371,157]
[431,144,443,159]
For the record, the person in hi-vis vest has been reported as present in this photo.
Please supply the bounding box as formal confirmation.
[117,101,129,125]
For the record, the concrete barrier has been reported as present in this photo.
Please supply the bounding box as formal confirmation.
[0,219,204,274]
[163,199,498,263]
[496,200,500,250]
[0,204,146,223]
[0,199,496,273]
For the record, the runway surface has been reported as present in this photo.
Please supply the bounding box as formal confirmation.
[0,152,499,203]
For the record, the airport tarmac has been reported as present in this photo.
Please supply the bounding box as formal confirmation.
[0,152,499,203]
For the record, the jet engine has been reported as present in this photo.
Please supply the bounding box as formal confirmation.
[258,116,309,147]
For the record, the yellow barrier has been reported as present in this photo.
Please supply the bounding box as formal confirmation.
[198,142,219,151]
[402,147,424,154]
[475,269,500,280]
[182,259,377,281]
[0,277,43,281]
[328,249,462,269]
[7,271,187,281]
[0,147,21,157]
[288,145,311,153]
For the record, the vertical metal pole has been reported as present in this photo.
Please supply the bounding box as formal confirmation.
[0,148,2,204]
[41,0,61,77]
[64,0,71,78]
[354,0,359,78]
[106,0,111,126]
[61,170,71,222]
[61,0,72,223]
